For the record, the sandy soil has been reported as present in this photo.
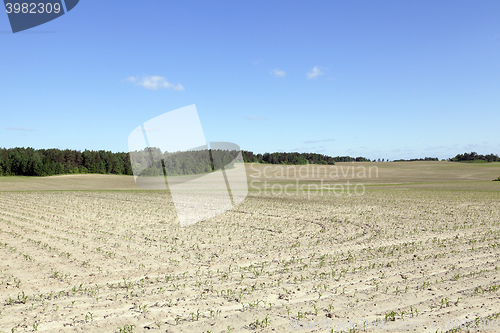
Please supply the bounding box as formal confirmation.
[0,163,500,332]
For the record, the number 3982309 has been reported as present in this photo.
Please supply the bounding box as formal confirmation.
[5,3,62,14]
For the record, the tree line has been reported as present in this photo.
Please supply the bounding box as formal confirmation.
[0,147,133,177]
[0,147,242,177]
[0,148,369,177]
[1,147,347,176]
[130,147,239,177]
[449,152,500,163]
[241,151,370,164]
[393,157,440,162]
[4,147,494,177]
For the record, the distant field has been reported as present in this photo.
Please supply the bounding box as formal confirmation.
[0,174,138,191]
[246,161,500,185]
[1,161,499,191]
[0,162,499,332]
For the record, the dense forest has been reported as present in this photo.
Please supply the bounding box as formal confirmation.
[449,152,500,163]
[130,148,240,177]
[0,147,133,177]
[0,147,240,177]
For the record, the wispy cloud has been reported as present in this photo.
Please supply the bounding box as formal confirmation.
[307,66,325,79]
[462,144,483,151]
[271,69,286,77]
[125,76,184,91]
[244,115,267,121]
[6,126,34,131]
[293,146,325,151]
[304,138,335,144]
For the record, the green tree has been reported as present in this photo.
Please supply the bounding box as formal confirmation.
[32,152,44,176]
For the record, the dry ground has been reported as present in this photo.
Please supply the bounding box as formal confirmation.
[1,162,500,332]
[1,161,499,191]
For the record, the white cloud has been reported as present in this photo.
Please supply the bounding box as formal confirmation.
[271,69,286,77]
[304,138,335,144]
[125,76,184,91]
[6,126,34,131]
[307,66,324,79]
[244,115,267,121]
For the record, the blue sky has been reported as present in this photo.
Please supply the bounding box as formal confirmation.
[1,0,499,160]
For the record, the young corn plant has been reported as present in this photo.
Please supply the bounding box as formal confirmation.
[249,315,271,329]
[118,324,135,333]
